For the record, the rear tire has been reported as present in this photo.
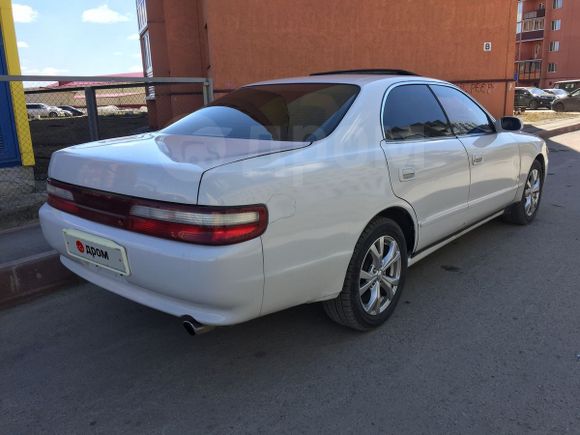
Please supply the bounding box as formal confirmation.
[503,160,543,225]
[323,218,407,331]
[553,102,565,112]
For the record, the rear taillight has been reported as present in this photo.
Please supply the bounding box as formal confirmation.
[47,179,268,245]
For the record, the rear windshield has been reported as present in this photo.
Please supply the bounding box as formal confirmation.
[162,83,360,142]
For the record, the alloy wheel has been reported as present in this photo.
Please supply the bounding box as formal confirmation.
[359,236,402,315]
[524,168,541,217]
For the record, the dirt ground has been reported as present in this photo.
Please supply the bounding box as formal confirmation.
[518,110,580,125]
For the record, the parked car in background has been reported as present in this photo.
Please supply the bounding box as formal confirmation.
[58,105,85,116]
[514,87,556,110]
[552,88,580,112]
[554,79,580,94]
[40,70,548,334]
[26,103,71,118]
[543,88,568,98]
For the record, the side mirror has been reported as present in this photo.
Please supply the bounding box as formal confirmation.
[500,116,523,131]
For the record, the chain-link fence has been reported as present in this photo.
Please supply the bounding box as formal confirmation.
[0,75,212,230]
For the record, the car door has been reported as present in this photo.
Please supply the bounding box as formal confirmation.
[567,89,580,111]
[430,85,520,224]
[523,90,534,107]
[32,104,45,116]
[515,89,526,107]
[27,104,39,116]
[380,84,471,250]
[39,104,50,116]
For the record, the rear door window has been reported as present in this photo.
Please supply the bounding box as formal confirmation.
[163,83,360,142]
[382,84,452,141]
[430,85,495,136]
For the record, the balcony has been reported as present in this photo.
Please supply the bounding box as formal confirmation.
[517,30,545,42]
[524,8,546,19]
[515,60,542,82]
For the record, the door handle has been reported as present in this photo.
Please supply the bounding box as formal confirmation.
[400,167,416,181]
[472,154,484,165]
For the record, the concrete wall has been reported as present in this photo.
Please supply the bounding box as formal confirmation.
[145,0,518,125]
[204,0,517,118]
[144,0,207,128]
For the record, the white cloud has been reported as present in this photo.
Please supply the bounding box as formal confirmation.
[22,66,69,75]
[127,33,140,41]
[12,4,38,23]
[82,5,129,24]
[17,41,29,48]
[128,64,143,73]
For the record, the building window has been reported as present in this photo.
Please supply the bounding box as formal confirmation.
[548,63,557,73]
[549,41,560,51]
[553,0,563,9]
[140,30,154,97]
[141,31,152,73]
[551,19,561,30]
[136,0,147,32]
[539,2,545,9]
[522,17,544,32]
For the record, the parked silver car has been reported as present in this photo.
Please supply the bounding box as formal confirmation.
[26,103,71,119]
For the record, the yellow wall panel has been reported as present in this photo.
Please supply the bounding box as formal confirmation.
[0,0,35,166]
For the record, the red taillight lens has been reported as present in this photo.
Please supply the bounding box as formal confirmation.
[46,179,268,245]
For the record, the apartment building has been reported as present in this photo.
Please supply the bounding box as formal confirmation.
[516,0,580,87]
[136,0,518,128]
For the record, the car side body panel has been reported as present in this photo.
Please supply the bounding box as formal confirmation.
[511,132,549,200]
[459,132,521,224]
[198,82,417,316]
[381,137,470,250]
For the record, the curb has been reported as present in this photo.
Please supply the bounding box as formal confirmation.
[523,121,580,139]
[0,192,46,232]
[0,250,82,309]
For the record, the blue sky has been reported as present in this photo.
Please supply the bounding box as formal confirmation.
[12,1,143,76]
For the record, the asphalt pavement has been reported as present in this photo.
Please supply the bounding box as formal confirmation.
[2,131,580,434]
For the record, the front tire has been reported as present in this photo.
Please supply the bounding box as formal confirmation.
[323,218,407,331]
[503,160,543,225]
[48,112,58,118]
[553,102,565,112]
[529,100,539,110]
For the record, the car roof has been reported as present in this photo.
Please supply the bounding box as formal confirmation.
[246,73,445,88]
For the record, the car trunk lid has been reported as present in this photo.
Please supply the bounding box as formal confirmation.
[48,133,309,204]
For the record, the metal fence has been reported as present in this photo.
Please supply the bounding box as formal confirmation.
[0,75,212,230]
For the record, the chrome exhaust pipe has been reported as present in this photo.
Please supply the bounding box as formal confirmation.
[181,315,215,335]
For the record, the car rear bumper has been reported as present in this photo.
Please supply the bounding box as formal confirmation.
[39,204,264,325]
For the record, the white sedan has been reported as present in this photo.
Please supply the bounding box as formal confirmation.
[26,103,71,118]
[40,70,547,333]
